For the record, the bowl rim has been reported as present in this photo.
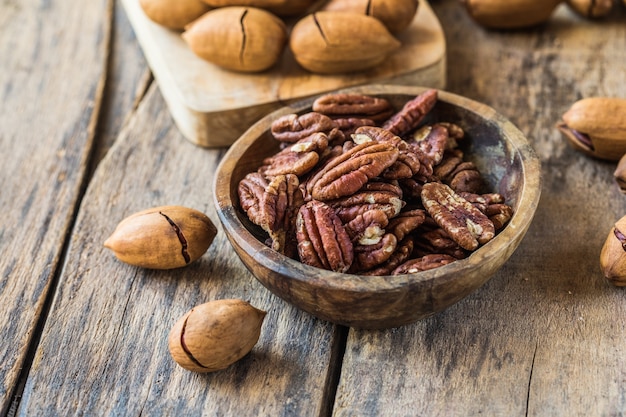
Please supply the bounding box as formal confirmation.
[213,84,542,295]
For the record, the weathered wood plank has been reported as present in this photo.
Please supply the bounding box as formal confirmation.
[334,2,626,416]
[0,0,111,413]
[18,84,341,416]
[88,0,152,177]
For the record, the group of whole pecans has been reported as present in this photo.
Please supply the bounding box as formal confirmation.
[238,90,514,276]
[140,0,418,74]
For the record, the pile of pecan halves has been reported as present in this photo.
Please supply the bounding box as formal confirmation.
[238,89,513,276]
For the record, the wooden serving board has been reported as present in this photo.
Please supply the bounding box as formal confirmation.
[120,0,446,147]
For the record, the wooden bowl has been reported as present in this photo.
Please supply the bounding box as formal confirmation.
[213,85,541,329]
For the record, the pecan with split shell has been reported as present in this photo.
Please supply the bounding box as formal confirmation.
[307,141,399,201]
[296,200,354,272]
[421,182,495,251]
[382,89,438,137]
[271,112,336,143]
[312,93,394,121]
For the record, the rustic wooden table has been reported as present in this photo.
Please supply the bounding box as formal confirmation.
[2,1,626,415]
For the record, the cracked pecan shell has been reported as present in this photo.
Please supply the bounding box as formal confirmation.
[296,200,354,272]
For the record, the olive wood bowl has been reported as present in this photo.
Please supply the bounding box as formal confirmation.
[213,85,541,329]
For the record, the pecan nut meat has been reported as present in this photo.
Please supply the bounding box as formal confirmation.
[260,132,329,178]
[361,237,414,276]
[392,253,457,275]
[329,188,404,223]
[351,233,398,272]
[421,182,495,251]
[312,93,394,121]
[271,112,336,143]
[382,89,438,137]
[238,173,303,255]
[344,209,389,245]
[308,141,399,201]
[296,200,354,272]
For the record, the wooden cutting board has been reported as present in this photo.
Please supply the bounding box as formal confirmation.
[120,0,446,147]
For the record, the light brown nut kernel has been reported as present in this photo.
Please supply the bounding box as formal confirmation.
[168,299,266,373]
[600,215,626,286]
[140,0,212,30]
[557,97,626,161]
[461,0,562,29]
[104,206,217,269]
[290,11,401,74]
[182,7,287,73]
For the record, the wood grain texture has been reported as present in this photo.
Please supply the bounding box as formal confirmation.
[120,0,446,147]
[0,0,110,413]
[18,85,340,416]
[334,3,626,416]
